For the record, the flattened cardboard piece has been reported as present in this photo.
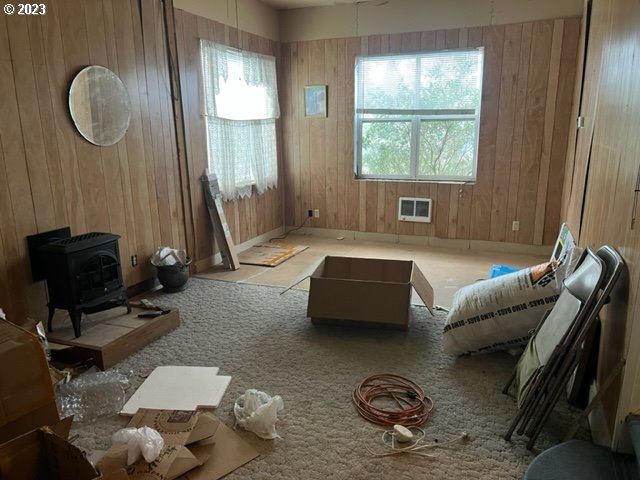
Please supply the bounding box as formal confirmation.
[128,445,204,480]
[189,438,215,465]
[121,366,230,415]
[96,444,128,474]
[185,420,259,480]
[128,409,220,446]
[0,427,99,480]
[305,256,434,329]
[410,263,434,314]
[100,470,130,480]
[238,243,309,267]
[98,409,219,480]
[98,443,203,480]
[0,319,59,443]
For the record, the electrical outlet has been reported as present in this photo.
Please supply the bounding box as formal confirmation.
[131,254,138,267]
[512,221,520,231]
[313,209,320,218]
[308,209,313,217]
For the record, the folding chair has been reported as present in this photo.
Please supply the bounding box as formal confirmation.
[503,246,624,448]
[522,246,624,448]
[503,248,604,439]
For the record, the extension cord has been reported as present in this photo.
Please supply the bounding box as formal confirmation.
[352,373,433,426]
[370,427,470,458]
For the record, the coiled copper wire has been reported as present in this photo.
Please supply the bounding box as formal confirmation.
[352,373,434,427]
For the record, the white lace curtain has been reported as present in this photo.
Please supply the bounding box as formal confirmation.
[200,39,279,200]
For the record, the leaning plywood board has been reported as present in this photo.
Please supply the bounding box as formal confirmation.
[202,172,240,270]
[121,366,231,415]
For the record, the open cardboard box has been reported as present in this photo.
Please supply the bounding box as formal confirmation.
[0,318,61,444]
[302,256,434,329]
[0,421,127,479]
[0,319,127,479]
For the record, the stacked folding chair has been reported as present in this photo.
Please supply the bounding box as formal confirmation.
[503,246,625,449]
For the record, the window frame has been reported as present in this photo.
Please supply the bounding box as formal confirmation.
[353,48,484,183]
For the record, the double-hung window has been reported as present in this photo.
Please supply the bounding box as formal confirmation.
[354,48,484,182]
[200,40,279,200]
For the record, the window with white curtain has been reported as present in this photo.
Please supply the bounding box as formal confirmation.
[200,40,279,200]
[354,48,484,182]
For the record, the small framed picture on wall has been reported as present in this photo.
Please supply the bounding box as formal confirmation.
[304,85,327,117]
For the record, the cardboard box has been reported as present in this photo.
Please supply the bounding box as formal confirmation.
[306,256,434,329]
[0,421,127,480]
[0,319,60,444]
[0,321,127,479]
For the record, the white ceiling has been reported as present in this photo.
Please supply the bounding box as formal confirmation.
[260,0,375,10]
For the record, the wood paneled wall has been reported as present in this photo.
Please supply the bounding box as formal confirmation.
[280,18,580,246]
[561,0,640,448]
[173,9,284,268]
[0,0,186,323]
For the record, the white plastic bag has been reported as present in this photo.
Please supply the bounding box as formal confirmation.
[150,246,188,267]
[111,426,164,465]
[234,389,284,439]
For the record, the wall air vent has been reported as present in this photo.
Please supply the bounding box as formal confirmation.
[398,197,432,223]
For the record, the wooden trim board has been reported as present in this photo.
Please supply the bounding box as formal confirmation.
[201,173,240,270]
[48,306,180,370]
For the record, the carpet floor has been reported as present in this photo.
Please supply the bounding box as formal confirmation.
[70,277,586,479]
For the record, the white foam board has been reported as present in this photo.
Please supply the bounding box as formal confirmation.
[121,366,231,415]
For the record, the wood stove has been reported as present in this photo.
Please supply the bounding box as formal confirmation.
[38,232,130,338]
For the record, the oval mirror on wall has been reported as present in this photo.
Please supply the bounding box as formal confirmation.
[69,65,131,146]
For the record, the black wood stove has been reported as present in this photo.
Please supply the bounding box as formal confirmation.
[38,232,131,338]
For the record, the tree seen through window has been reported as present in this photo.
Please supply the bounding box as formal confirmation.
[355,48,484,181]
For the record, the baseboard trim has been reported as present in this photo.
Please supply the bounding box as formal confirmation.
[194,226,286,273]
[470,239,552,256]
[285,226,552,256]
[126,277,157,299]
